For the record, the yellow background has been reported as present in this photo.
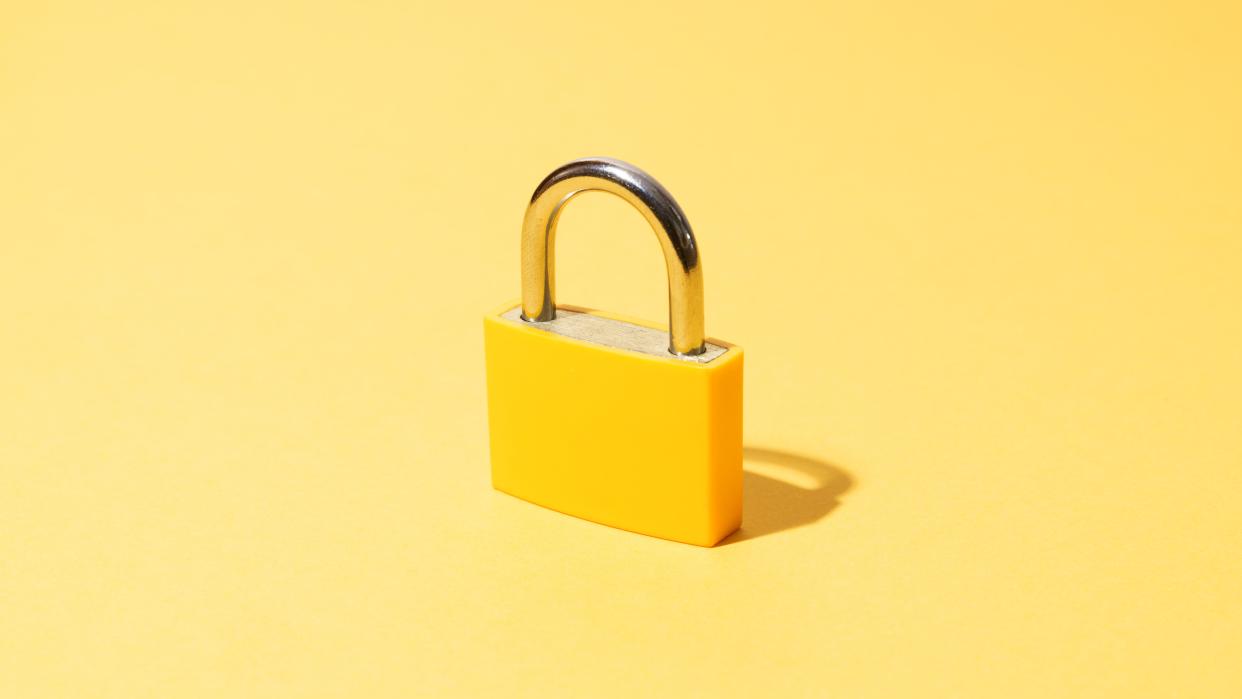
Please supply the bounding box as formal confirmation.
[2,2,1240,696]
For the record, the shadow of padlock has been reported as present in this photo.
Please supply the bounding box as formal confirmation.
[484,157,744,546]
[722,447,854,545]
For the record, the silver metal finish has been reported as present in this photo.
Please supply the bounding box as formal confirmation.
[521,157,706,356]
[500,306,727,363]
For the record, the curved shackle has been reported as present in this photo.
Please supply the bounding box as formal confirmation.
[521,157,706,356]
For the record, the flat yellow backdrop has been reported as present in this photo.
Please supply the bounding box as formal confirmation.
[2,2,1239,696]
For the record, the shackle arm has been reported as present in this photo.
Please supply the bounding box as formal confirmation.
[520,157,706,356]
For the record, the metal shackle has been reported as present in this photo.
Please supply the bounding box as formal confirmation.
[520,157,706,357]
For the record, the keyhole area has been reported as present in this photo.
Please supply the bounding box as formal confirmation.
[552,190,670,326]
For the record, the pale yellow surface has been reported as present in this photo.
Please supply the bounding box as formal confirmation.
[2,2,1240,697]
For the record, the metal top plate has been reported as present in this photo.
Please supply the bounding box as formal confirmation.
[500,306,729,364]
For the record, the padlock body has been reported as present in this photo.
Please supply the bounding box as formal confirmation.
[483,303,743,546]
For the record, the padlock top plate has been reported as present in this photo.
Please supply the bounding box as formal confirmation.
[497,305,730,364]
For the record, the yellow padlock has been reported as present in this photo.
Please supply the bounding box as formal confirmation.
[483,157,743,546]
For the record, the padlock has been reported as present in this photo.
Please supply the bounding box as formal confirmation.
[483,157,743,546]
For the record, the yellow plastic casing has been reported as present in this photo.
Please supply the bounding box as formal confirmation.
[483,303,743,547]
